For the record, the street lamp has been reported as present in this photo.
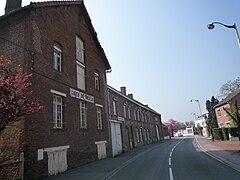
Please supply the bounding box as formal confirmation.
[190,99,202,116]
[207,22,240,48]
[190,113,197,119]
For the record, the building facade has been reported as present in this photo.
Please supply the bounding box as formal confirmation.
[107,86,164,156]
[0,0,111,178]
[214,90,240,128]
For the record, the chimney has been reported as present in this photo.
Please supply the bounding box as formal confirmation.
[120,87,126,95]
[128,93,133,99]
[5,0,22,14]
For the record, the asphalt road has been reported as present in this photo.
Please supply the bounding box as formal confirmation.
[106,137,240,180]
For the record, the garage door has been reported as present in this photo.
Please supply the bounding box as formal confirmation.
[111,122,122,156]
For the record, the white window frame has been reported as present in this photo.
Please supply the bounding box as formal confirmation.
[80,101,87,129]
[113,100,117,115]
[142,112,145,122]
[96,105,103,130]
[95,72,100,91]
[139,128,143,141]
[134,109,137,120]
[128,106,131,119]
[53,95,63,128]
[123,104,126,118]
[77,62,85,91]
[136,128,140,142]
[76,36,84,64]
[53,46,62,72]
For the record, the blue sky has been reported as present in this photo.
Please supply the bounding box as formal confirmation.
[1,0,240,122]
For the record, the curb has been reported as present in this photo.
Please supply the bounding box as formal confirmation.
[195,137,240,173]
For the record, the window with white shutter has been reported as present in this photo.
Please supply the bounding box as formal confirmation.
[76,36,84,64]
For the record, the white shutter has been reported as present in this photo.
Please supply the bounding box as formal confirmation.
[76,36,84,63]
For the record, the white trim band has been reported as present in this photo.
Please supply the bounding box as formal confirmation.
[51,89,67,97]
[44,145,70,152]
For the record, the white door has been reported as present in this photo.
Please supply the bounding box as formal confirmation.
[45,146,69,176]
[156,125,160,141]
[111,122,122,156]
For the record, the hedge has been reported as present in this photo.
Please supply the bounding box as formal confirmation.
[228,127,239,137]
[222,128,229,140]
[212,128,223,140]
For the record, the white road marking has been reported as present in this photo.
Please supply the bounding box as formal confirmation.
[169,157,172,166]
[169,167,173,180]
[168,139,184,180]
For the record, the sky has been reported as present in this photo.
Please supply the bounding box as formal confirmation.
[1,0,240,123]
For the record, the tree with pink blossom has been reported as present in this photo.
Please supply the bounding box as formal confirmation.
[164,119,181,136]
[0,56,42,132]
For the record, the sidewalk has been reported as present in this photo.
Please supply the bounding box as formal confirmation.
[44,141,168,180]
[195,136,240,172]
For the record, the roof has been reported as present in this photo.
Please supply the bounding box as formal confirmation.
[31,0,83,7]
[107,85,161,116]
[0,0,111,70]
[214,89,240,108]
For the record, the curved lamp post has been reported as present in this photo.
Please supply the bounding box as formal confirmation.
[190,113,197,119]
[207,22,240,48]
[190,99,202,116]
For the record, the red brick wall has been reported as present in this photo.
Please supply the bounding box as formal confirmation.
[108,87,163,153]
[0,4,110,179]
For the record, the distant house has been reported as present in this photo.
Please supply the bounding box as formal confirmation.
[214,89,240,128]
[107,86,165,156]
[194,114,208,137]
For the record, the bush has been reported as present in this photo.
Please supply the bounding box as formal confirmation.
[228,127,239,137]
[212,128,224,140]
[222,128,229,140]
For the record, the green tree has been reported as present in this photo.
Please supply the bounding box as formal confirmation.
[206,96,219,136]
[224,105,238,127]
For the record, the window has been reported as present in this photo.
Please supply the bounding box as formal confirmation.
[53,46,62,72]
[217,109,221,116]
[134,109,137,120]
[128,106,131,119]
[123,104,126,118]
[53,95,63,128]
[137,110,141,121]
[136,128,140,142]
[96,106,103,129]
[76,36,84,63]
[95,72,100,91]
[77,63,85,90]
[80,101,87,129]
[139,128,143,141]
[142,112,145,122]
[113,100,117,115]
[145,113,148,123]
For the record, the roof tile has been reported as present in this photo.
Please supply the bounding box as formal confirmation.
[31,0,83,8]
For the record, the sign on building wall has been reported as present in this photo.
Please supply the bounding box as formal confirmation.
[70,88,94,103]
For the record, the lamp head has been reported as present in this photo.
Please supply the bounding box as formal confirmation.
[207,23,215,30]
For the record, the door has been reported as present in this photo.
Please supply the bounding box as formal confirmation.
[111,122,123,156]
[47,149,67,176]
[156,125,160,141]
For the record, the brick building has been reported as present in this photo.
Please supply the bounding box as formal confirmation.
[0,0,111,178]
[107,86,164,156]
[214,89,240,127]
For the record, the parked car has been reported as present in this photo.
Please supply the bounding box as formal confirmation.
[178,133,183,137]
